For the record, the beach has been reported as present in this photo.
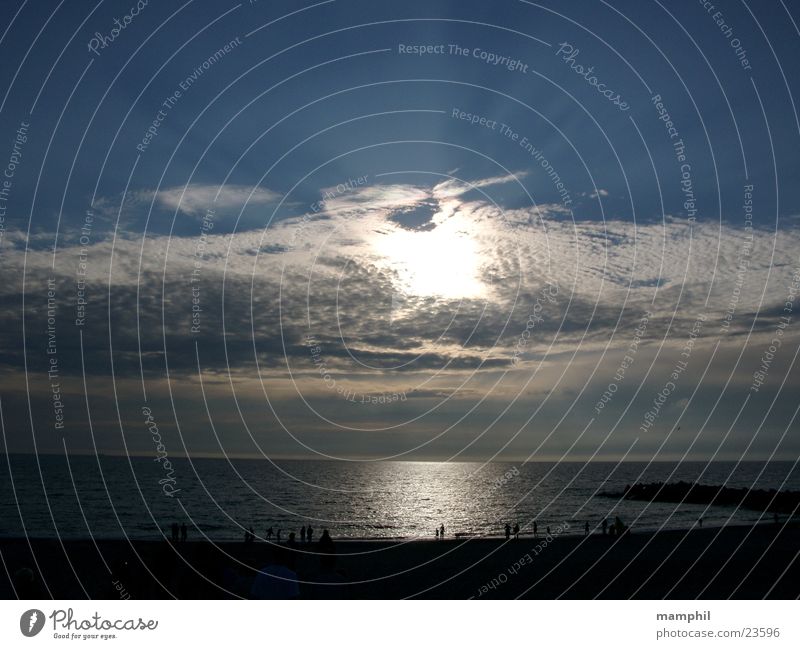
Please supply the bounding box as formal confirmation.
[2,522,798,599]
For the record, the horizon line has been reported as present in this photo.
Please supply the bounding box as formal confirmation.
[3,451,796,464]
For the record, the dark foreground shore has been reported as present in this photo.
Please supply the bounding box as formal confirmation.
[2,523,798,599]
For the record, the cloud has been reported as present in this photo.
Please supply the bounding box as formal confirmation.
[151,183,282,216]
[432,172,528,199]
[2,176,799,386]
[319,183,429,216]
[3,175,800,459]
[89,183,286,237]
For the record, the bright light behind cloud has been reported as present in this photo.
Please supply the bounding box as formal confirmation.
[372,217,486,300]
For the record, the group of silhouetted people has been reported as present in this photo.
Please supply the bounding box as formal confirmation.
[494,518,627,540]
[170,522,188,542]
[248,528,337,599]
[246,524,328,546]
[434,524,445,539]
[503,522,521,540]
[601,516,627,537]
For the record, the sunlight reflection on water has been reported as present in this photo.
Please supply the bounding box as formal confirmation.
[2,457,798,541]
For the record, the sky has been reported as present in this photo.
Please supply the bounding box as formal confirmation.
[1,0,799,462]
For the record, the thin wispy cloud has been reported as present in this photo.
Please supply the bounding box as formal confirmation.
[152,183,282,217]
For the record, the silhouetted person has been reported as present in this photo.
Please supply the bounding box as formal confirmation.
[546,525,551,536]
[504,523,511,540]
[513,523,520,539]
[300,526,306,542]
[435,528,439,539]
[181,523,187,542]
[533,521,538,537]
[266,527,273,540]
[319,529,335,554]
[171,522,179,542]
[288,531,296,547]
[614,516,625,536]
[602,519,608,535]
[440,523,445,539]
[585,522,589,536]
[306,526,314,543]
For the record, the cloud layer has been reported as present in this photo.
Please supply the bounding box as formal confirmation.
[2,177,798,458]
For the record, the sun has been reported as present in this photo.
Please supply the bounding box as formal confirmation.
[372,215,486,300]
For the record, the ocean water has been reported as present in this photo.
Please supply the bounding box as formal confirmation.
[0,455,797,541]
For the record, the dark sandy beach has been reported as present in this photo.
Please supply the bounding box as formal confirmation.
[2,522,798,599]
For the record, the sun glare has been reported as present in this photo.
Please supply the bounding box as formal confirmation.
[372,217,486,300]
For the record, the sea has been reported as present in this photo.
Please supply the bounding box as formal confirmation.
[1,456,797,541]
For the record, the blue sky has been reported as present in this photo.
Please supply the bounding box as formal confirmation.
[1,0,799,462]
